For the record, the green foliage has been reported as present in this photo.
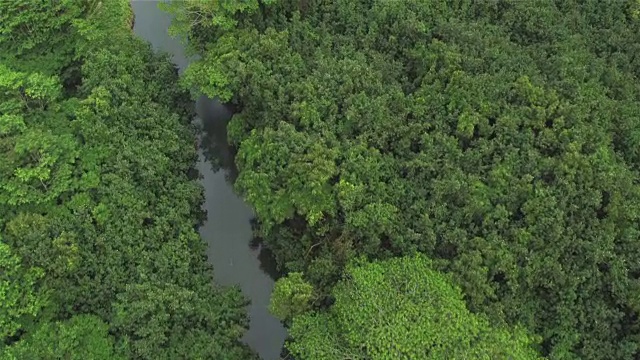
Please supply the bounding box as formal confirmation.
[112,283,251,360]
[72,0,132,56]
[269,272,314,322]
[0,1,252,359]
[172,0,640,358]
[161,0,277,54]
[3,315,123,360]
[0,239,46,343]
[286,255,543,359]
[236,121,339,231]
[0,0,86,73]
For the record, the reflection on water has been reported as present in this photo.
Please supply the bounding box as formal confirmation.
[197,97,283,286]
[197,96,282,282]
[197,96,234,176]
[196,99,289,358]
[249,235,283,281]
[197,96,241,183]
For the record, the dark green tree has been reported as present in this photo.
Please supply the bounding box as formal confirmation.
[167,1,640,358]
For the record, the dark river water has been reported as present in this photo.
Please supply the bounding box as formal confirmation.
[131,2,287,359]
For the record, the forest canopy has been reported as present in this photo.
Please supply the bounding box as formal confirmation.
[165,0,640,359]
[3,0,640,359]
[0,1,252,359]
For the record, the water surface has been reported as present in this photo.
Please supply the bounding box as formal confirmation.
[132,2,287,359]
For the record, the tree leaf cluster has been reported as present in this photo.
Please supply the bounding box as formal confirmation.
[281,255,543,359]
[168,0,640,358]
[0,1,253,359]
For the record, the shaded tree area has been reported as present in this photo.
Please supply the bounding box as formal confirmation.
[167,0,640,359]
[0,1,252,359]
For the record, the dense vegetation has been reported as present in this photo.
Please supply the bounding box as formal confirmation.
[0,1,252,359]
[166,0,640,359]
[273,255,543,359]
[4,0,640,359]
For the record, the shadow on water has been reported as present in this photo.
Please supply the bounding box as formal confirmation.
[196,97,288,358]
[132,2,288,358]
[197,97,283,282]
[197,96,240,182]
[249,231,284,282]
[197,95,285,274]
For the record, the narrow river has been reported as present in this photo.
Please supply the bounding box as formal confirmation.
[131,2,287,359]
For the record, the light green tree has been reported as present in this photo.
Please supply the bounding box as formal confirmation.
[0,239,46,343]
[285,254,544,360]
[269,272,314,322]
